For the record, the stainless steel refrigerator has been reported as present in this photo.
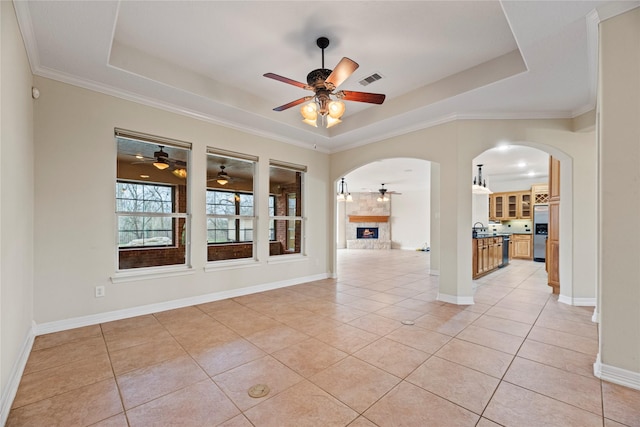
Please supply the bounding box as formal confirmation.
[533,205,548,262]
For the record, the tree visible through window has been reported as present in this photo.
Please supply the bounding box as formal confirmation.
[206,190,254,243]
[117,182,174,247]
[206,149,257,262]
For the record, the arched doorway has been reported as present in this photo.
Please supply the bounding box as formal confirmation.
[472,142,596,307]
[334,157,436,276]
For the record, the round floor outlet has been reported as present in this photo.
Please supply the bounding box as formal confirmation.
[248,384,270,398]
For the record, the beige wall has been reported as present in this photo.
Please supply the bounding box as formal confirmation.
[1,1,35,421]
[32,76,331,324]
[330,119,597,304]
[597,7,640,381]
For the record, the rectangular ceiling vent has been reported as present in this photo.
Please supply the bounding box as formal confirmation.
[359,72,383,87]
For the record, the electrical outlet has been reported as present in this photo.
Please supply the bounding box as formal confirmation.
[95,285,106,298]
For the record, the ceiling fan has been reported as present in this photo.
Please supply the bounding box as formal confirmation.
[132,145,186,174]
[372,183,401,201]
[264,37,386,128]
[209,165,231,185]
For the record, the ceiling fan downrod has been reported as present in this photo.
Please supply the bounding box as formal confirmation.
[317,36,329,69]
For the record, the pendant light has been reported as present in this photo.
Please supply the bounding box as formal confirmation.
[472,164,493,194]
[337,177,353,202]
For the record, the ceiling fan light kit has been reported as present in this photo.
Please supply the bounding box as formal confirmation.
[265,37,385,129]
[153,159,170,170]
[216,165,230,185]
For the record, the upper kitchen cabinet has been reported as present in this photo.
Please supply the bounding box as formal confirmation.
[518,192,531,218]
[490,193,506,220]
[489,190,532,220]
[531,183,550,205]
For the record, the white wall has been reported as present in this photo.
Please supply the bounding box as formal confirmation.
[390,189,430,250]
[32,76,331,325]
[1,2,35,422]
[597,7,640,387]
[488,177,548,193]
[471,193,489,228]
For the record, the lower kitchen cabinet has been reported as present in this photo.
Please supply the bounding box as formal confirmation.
[472,237,504,279]
[512,234,532,260]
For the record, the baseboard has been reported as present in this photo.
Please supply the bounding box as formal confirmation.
[594,354,640,391]
[1,322,36,426]
[437,293,474,305]
[558,295,597,307]
[35,273,329,335]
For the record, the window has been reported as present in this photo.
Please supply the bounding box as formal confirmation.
[206,190,254,243]
[269,160,306,256]
[115,129,191,270]
[117,182,174,247]
[207,148,257,262]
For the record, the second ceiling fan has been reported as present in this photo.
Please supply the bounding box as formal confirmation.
[264,37,386,128]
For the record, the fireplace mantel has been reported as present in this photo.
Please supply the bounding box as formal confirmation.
[348,215,389,223]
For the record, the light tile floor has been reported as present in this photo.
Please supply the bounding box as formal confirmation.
[8,250,640,426]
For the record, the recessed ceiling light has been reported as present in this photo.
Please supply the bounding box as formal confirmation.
[527,171,535,177]
[518,162,526,168]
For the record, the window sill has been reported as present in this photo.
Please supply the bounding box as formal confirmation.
[267,254,308,264]
[204,258,260,272]
[111,265,194,284]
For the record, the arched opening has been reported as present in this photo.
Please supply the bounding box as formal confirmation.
[471,141,594,306]
[333,157,438,281]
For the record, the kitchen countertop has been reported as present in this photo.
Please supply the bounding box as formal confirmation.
[472,232,531,238]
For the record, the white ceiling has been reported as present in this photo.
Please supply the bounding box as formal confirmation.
[14,0,638,191]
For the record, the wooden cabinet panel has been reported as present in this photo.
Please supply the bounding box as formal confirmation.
[547,156,560,294]
[512,234,532,259]
[507,194,517,218]
[550,157,560,201]
[518,192,532,219]
[508,239,513,260]
[490,194,506,220]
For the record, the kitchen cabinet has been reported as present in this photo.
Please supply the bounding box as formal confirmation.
[531,183,549,205]
[489,191,532,220]
[547,156,560,294]
[508,238,514,260]
[512,234,532,259]
[490,194,506,220]
[518,192,531,219]
[472,236,504,279]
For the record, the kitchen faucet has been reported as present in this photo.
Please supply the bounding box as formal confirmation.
[472,222,485,237]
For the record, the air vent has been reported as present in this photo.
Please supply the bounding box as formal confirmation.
[359,72,383,86]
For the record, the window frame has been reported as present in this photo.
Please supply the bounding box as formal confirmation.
[206,147,258,263]
[268,160,306,257]
[114,128,192,273]
[116,180,178,248]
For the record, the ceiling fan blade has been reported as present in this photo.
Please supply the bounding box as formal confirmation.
[263,73,308,89]
[325,57,359,89]
[339,90,386,104]
[273,96,313,112]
